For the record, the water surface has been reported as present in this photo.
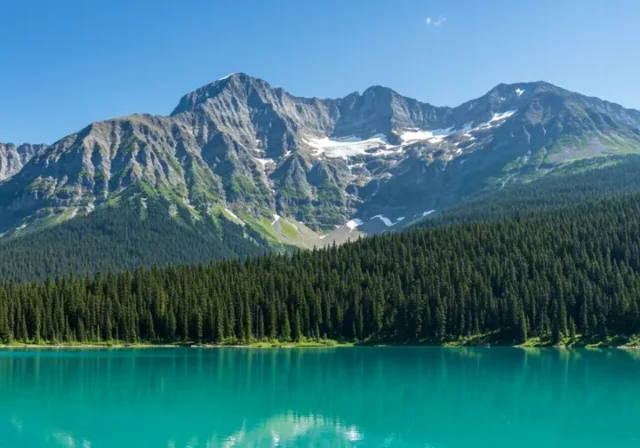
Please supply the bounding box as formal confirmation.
[0,347,639,447]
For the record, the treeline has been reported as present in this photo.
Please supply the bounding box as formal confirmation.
[2,192,640,345]
[3,156,640,283]
[0,196,272,282]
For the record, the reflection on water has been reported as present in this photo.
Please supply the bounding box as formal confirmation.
[219,414,363,447]
[0,348,639,447]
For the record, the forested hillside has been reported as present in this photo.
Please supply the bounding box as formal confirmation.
[0,195,273,282]
[2,193,640,346]
[4,156,640,282]
[412,156,640,230]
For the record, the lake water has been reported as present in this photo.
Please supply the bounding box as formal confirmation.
[0,347,639,447]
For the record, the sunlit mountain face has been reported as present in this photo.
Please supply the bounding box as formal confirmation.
[4,75,640,279]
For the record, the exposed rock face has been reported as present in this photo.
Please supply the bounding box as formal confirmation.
[3,73,640,241]
[0,143,47,181]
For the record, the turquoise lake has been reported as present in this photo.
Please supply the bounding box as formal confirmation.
[0,347,639,447]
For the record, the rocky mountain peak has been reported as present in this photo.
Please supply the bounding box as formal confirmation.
[170,73,276,116]
[3,75,640,246]
[361,85,398,99]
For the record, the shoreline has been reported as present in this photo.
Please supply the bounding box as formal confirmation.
[0,341,351,350]
[1,340,639,350]
[1,331,639,350]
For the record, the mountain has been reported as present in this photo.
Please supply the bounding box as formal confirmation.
[0,143,47,182]
[3,73,640,277]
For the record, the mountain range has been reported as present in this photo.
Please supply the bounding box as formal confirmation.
[3,73,640,277]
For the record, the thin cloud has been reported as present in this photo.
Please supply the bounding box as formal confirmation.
[425,15,447,26]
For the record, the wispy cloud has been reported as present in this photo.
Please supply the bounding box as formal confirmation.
[425,15,447,26]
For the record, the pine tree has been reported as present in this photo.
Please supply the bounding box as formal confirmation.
[518,311,528,344]
[569,317,577,340]
[281,307,291,342]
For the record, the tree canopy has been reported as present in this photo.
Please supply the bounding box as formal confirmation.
[2,193,640,345]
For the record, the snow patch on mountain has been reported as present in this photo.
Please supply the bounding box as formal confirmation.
[515,88,525,96]
[305,135,394,159]
[486,111,516,125]
[461,111,517,134]
[458,111,516,134]
[398,128,453,144]
[346,218,363,232]
[305,115,515,161]
[372,215,394,226]
[418,112,516,152]
[306,126,467,160]
[415,209,435,218]
[255,157,275,167]
[372,214,408,227]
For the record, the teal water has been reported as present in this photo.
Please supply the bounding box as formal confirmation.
[0,348,639,447]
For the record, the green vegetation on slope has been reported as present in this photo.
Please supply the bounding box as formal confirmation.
[411,155,640,230]
[0,195,272,282]
[2,193,640,346]
[3,155,640,283]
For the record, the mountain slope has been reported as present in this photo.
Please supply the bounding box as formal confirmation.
[0,190,274,281]
[3,74,640,276]
[354,81,640,228]
[405,155,640,231]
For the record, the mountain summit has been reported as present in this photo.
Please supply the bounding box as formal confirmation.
[2,74,640,249]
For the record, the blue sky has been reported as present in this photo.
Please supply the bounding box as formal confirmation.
[2,0,639,144]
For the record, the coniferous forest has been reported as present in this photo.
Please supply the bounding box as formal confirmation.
[2,192,640,346]
[0,197,272,282]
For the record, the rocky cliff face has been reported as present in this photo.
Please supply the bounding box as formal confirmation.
[2,74,640,244]
[0,143,47,181]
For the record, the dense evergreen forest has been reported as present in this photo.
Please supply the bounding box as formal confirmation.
[2,192,640,346]
[0,197,272,282]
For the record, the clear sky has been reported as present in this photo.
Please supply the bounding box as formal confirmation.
[2,0,639,144]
